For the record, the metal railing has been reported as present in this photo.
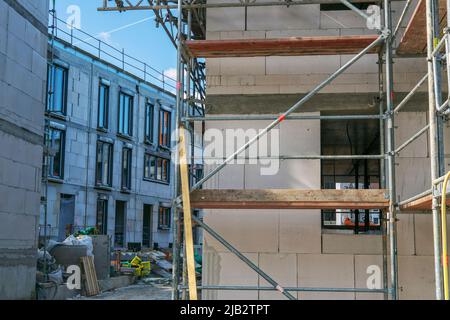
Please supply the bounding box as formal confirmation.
[48,11,177,92]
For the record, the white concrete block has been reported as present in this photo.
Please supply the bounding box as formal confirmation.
[218,164,245,189]
[220,57,266,76]
[279,210,321,254]
[259,253,298,300]
[395,157,431,201]
[279,114,320,155]
[206,0,245,32]
[320,11,367,29]
[398,256,435,299]
[322,234,383,255]
[247,4,320,31]
[298,254,355,300]
[244,160,321,189]
[354,255,385,300]
[340,54,378,74]
[394,112,428,158]
[414,213,450,256]
[396,213,415,256]
[266,55,341,75]
[203,209,279,253]
[202,250,259,300]
[266,29,340,38]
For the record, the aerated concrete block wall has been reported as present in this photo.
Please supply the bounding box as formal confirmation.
[205,0,435,99]
[202,2,449,299]
[43,41,177,249]
[0,0,48,299]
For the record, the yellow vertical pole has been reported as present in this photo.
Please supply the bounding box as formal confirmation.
[441,172,450,300]
[179,125,198,300]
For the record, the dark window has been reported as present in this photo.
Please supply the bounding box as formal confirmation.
[118,92,133,137]
[96,140,113,187]
[121,147,132,190]
[144,154,157,181]
[145,103,154,143]
[144,154,170,183]
[159,109,171,148]
[96,196,108,235]
[115,200,126,247]
[142,204,153,248]
[47,128,65,179]
[189,164,204,187]
[158,206,171,230]
[321,173,382,233]
[47,64,68,115]
[98,82,110,129]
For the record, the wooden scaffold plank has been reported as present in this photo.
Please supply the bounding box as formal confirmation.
[190,189,389,209]
[184,35,381,58]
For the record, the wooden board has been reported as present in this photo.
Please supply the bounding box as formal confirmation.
[400,194,450,210]
[178,126,198,300]
[184,35,381,58]
[397,0,447,55]
[81,256,100,296]
[190,189,389,209]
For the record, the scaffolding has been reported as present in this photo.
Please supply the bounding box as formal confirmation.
[98,0,450,300]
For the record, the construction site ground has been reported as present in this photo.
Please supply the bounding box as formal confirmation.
[73,282,172,300]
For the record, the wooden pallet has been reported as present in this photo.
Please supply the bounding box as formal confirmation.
[81,256,100,296]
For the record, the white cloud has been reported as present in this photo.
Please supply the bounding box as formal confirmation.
[163,68,177,81]
[98,32,112,43]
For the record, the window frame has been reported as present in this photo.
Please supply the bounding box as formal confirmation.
[158,108,171,149]
[144,102,155,144]
[96,196,108,235]
[118,91,134,138]
[97,81,110,130]
[46,63,68,116]
[47,127,65,180]
[158,206,171,230]
[95,140,113,188]
[143,153,170,184]
[121,147,132,191]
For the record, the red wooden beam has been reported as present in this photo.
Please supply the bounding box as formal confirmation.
[184,35,381,58]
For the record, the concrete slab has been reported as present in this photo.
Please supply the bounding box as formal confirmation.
[297,254,355,300]
[203,209,279,253]
[395,157,431,201]
[202,250,259,300]
[398,255,435,299]
[394,112,428,158]
[354,255,385,300]
[247,4,320,31]
[414,213,450,256]
[396,214,416,256]
[279,210,321,254]
[258,253,298,300]
[322,234,383,255]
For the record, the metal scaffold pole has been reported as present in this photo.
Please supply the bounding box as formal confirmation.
[383,0,398,300]
[171,0,184,301]
[426,0,444,300]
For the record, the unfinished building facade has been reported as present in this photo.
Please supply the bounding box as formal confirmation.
[0,0,49,299]
[198,1,450,300]
[42,26,181,250]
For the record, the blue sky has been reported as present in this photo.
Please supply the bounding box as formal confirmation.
[53,0,177,78]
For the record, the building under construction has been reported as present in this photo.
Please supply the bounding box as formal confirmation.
[98,0,450,300]
[1,0,450,301]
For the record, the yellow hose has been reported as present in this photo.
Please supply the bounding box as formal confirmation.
[442,171,450,300]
